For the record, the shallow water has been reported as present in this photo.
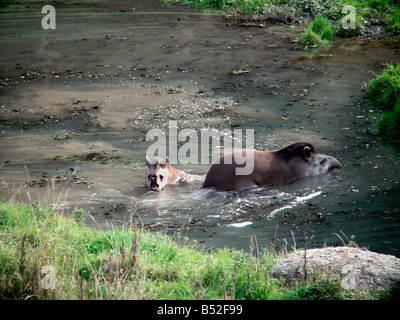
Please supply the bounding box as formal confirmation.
[1,1,400,256]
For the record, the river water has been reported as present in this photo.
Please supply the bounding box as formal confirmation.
[1,0,399,256]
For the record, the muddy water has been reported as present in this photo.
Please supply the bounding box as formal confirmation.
[1,1,400,256]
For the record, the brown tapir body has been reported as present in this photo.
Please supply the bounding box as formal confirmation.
[202,142,342,191]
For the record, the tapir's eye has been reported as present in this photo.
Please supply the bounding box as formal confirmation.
[159,175,164,181]
[320,159,327,165]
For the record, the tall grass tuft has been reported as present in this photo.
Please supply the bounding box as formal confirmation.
[310,17,334,40]
[297,28,325,49]
[298,17,334,49]
[367,63,400,111]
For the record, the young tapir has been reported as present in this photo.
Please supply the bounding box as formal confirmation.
[202,142,342,191]
[146,156,202,191]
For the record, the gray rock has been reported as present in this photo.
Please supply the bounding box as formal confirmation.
[272,246,400,293]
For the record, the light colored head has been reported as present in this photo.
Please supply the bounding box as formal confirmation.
[146,156,170,191]
[276,142,342,180]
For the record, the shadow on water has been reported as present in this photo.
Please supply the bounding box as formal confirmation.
[1,0,400,256]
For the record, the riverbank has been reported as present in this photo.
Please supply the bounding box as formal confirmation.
[0,201,390,300]
[170,0,400,35]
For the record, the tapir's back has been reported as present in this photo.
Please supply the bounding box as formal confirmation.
[202,150,266,191]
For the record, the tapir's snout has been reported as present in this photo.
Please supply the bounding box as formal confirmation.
[328,157,342,171]
[148,175,160,191]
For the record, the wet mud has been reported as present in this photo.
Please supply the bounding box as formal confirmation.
[1,1,400,255]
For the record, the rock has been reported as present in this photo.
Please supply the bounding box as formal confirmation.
[272,246,400,294]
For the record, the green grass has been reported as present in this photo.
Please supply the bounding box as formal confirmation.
[297,28,327,49]
[376,99,400,145]
[386,6,400,33]
[297,17,334,49]
[0,201,378,300]
[310,17,334,40]
[366,63,400,145]
[367,63,400,111]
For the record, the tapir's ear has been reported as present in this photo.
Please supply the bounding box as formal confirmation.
[146,156,152,167]
[165,156,169,164]
[303,146,311,161]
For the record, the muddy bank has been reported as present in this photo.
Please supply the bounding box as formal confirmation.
[1,1,400,256]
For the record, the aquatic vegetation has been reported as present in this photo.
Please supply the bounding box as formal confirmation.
[0,202,376,300]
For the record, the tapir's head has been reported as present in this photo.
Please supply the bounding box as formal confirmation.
[146,156,170,191]
[276,142,342,180]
